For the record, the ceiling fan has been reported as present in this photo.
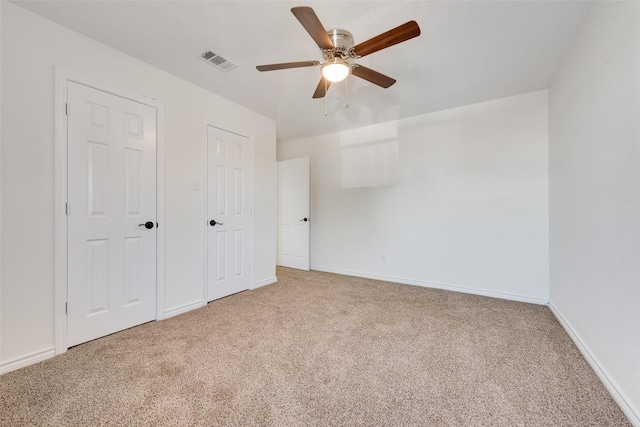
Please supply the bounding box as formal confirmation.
[256,6,421,99]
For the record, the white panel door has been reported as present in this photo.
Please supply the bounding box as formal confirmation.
[277,157,310,270]
[67,81,157,347]
[207,126,252,301]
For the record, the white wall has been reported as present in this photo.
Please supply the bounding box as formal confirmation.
[0,3,276,369]
[548,2,640,424]
[278,90,549,303]
[0,0,3,370]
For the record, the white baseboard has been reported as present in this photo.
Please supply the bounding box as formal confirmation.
[252,276,277,290]
[550,303,639,427]
[164,300,205,319]
[0,346,56,375]
[310,265,549,305]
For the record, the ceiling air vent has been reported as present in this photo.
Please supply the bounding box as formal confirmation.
[200,49,238,72]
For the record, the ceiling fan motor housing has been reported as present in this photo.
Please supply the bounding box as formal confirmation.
[325,29,355,59]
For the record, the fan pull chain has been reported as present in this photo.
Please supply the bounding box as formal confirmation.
[324,78,328,116]
[345,76,349,109]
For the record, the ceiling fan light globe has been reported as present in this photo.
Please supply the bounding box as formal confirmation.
[321,61,350,82]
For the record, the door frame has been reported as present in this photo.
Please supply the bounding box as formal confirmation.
[53,67,166,354]
[202,122,255,303]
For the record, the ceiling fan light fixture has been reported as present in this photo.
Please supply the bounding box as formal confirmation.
[321,59,350,82]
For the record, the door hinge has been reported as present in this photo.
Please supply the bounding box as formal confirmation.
[65,103,70,116]
[65,202,70,215]
[65,301,69,314]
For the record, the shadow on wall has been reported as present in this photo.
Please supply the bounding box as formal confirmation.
[339,121,400,188]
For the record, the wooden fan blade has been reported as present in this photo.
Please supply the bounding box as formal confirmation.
[353,21,421,57]
[351,66,396,88]
[312,77,331,98]
[256,61,320,72]
[291,6,334,50]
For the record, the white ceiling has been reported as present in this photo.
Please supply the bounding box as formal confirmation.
[13,0,593,142]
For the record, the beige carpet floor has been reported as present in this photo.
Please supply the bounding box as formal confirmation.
[0,268,631,426]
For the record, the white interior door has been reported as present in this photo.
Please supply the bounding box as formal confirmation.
[67,81,157,347]
[207,125,253,301]
[277,157,310,270]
